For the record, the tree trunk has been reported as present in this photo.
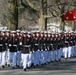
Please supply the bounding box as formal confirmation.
[8,0,18,30]
[38,0,47,31]
[60,5,65,31]
[45,17,47,30]
[74,22,76,31]
[72,21,75,31]
[39,17,45,31]
[61,21,65,31]
[42,0,47,30]
[60,16,65,31]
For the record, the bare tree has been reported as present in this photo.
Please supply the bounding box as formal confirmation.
[7,0,18,30]
[20,0,48,30]
[5,0,76,30]
[47,0,76,31]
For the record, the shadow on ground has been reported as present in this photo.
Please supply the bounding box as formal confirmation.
[0,57,76,72]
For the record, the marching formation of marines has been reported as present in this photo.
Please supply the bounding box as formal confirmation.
[0,30,76,71]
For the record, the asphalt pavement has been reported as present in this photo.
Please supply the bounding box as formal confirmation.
[0,57,76,75]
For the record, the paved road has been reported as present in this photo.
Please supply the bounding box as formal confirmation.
[0,57,76,75]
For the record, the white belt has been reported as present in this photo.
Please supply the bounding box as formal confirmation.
[5,43,7,45]
[26,45,31,47]
[44,44,45,45]
[9,44,11,46]
[30,51,32,53]
[13,45,17,46]
[19,42,22,45]
[0,44,2,46]
[45,49,47,51]
[35,44,38,45]
[50,44,53,45]
[26,45,29,47]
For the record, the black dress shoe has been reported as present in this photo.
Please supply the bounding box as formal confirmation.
[12,67,15,69]
[47,62,50,64]
[33,66,36,68]
[65,58,67,60]
[27,67,30,69]
[55,60,58,62]
[44,63,46,65]
[41,64,44,66]
[2,65,5,68]
[24,68,26,71]
[36,64,39,67]
[8,64,10,67]
[16,65,19,68]
[59,59,61,61]
[51,61,54,63]
[31,63,34,67]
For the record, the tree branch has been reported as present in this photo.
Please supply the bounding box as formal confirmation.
[20,0,30,8]
[21,0,39,11]
[47,2,70,8]
[45,10,68,18]
[20,0,40,17]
